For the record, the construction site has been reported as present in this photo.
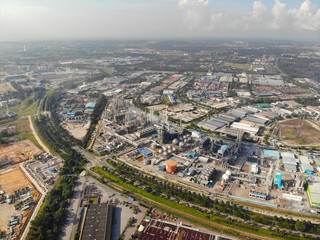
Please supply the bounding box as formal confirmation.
[0,165,40,239]
[277,118,320,147]
[0,140,42,168]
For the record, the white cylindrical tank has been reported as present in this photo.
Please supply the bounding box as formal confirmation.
[159,150,163,154]
[151,143,157,149]
[222,174,229,182]
[226,170,232,176]
[172,147,177,153]
[179,142,185,148]
[172,139,179,145]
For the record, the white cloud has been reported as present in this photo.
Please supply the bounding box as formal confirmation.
[178,0,320,32]
[178,0,210,30]
[288,0,320,30]
[0,0,318,41]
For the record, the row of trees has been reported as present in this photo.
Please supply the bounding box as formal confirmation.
[27,90,87,239]
[104,159,320,237]
[82,94,108,148]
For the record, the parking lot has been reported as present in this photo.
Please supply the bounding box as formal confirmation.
[86,177,148,240]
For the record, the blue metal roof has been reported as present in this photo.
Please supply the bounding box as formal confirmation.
[264,149,280,159]
[138,148,152,156]
[187,152,196,157]
[218,145,228,154]
[274,173,283,188]
[85,102,96,108]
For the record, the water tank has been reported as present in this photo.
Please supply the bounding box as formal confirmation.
[158,150,163,154]
[172,147,177,153]
[179,142,185,148]
[168,150,172,154]
[226,170,232,176]
[166,160,177,173]
[151,143,157,149]
[163,151,168,157]
[172,139,179,145]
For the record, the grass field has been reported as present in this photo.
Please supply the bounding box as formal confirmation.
[167,64,180,68]
[0,117,43,151]
[225,63,265,70]
[278,119,320,147]
[99,67,115,75]
[1,99,39,117]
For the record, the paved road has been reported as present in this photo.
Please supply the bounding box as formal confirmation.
[73,146,114,170]
[19,164,48,240]
[59,175,86,240]
[28,116,50,153]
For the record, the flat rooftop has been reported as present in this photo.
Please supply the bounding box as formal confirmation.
[306,175,320,206]
[81,203,113,240]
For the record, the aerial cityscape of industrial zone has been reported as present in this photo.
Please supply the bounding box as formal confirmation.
[0,40,320,240]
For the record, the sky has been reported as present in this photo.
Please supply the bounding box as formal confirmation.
[0,0,319,41]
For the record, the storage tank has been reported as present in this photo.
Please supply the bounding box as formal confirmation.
[151,143,157,149]
[166,160,177,173]
[172,147,177,153]
[172,139,179,145]
[179,142,185,148]
[222,174,229,182]
[158,149,163,154]
[226,170,232,176]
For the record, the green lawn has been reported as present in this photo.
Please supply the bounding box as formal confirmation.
[1,99,39,117]
[0,117,43,151]
[225,63,252,69]
[99,67,115,74]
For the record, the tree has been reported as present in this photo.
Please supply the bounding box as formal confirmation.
[295,221,307,232]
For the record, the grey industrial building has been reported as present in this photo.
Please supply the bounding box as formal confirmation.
[80,203,113,240]
[244,116,268,125]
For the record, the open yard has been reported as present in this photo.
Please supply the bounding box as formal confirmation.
[0,117,43,150]
[0,140,42,164]
[277,119,320,147]
[0,165,40,234]
[2,99,39,117]
[63,121,90,140]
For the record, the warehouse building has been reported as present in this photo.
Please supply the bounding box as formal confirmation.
[81,203,113,240]
[249,190,267,200]
[281,152,298,172]
[230,122,259,135]
[305,176,320,208]
[244,116,268,125]
[228,109,248,118]
[299,156,313,174]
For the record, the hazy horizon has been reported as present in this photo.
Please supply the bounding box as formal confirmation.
[0,0,319,42]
